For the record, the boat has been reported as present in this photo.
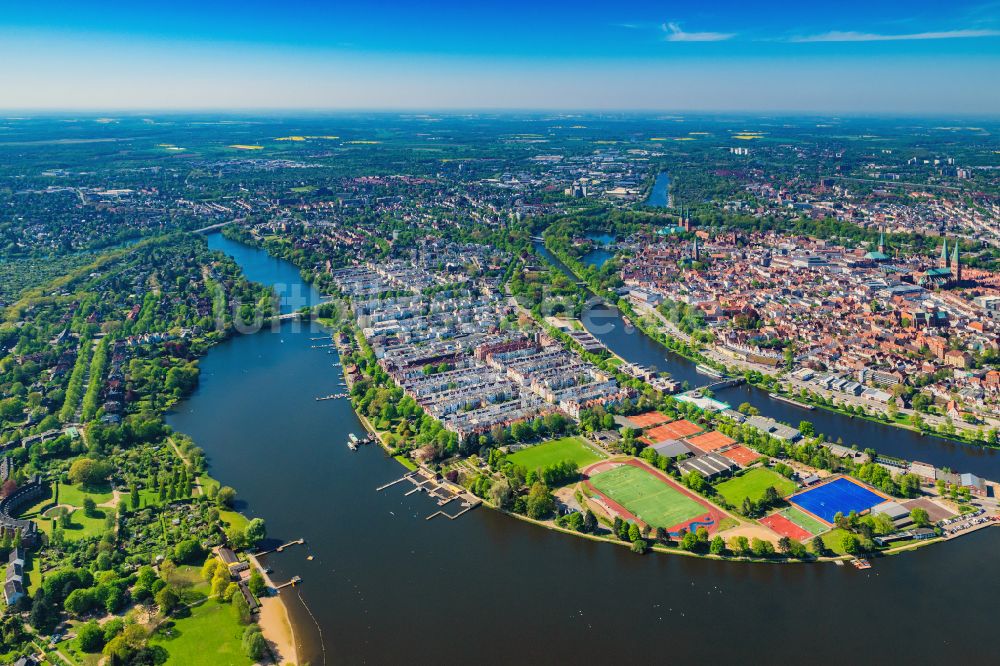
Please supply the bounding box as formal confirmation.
[348,432,360,450]
[695,364,724,378]
[851,558,872,570]
[768,392,815,410]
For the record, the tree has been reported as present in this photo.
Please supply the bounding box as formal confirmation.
[201,557,220,581]
[232,592,252,625]
[841,533,862,555]
[709,536,726,555]
[583,510,598,534]
[798,420,815,437]
[630,538,649,554]
[211,566,230,600]
[489,478,513,510]
[777,536,792,554]
[628,522,641,542]
[525,482,555,520]
[910,507,930,527]
[155,587,179,615]
[244,518,266,548]
[77,621,105,653]
[243,627,267,660]
[680,531,700,551]
[248,571,266,597]
[217,486,237,508]
[82,496,97,518]
[174,538,203,564]
[30,591,59,635]
[67,458,111,487]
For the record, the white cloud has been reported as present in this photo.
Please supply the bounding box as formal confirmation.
[791,28,1000,42]
[662,22,735,42]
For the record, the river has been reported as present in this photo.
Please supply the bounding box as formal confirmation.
[166,232,1000,665]
[646,172,672,208]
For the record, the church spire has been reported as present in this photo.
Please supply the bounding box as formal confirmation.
[939,238,949,268]
[952,241,962,281]
[878,227,885,254]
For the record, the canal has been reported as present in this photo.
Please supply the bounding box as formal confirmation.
[167,232,1000,665]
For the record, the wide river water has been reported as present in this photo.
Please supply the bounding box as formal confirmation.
[166,232,1000,665]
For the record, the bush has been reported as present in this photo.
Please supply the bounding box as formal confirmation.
[242,626,267,660]
[77,621,105,653]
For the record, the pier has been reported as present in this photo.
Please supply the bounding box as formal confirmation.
[275,576,303,589]
[376,472,417,491]
[315,393,348,401]
[255,538,306,557]
[377,467,482,520]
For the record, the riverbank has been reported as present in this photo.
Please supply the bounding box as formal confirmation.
[258,595,298,665]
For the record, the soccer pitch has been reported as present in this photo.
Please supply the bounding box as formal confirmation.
[714,467,797,507]
[589,464,707,529]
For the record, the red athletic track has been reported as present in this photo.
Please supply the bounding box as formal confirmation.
[583,459,729,535]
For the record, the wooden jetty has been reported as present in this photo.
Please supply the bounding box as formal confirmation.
[379,467,482,520]
[310,343,336,349]
[275,576,302,589]
[376,472,417,492]
[255,538,306,557]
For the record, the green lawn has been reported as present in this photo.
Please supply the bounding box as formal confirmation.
[589,464,706,529]
[507,436,604,472]
[820,528,854,555]
[220,510,249,532]
[38,506,108,541]
[714,468,797,507]
[779,506,829,536]
[149,601,252,666]
[57,481,114,508]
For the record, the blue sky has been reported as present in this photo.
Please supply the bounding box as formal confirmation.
[2,0,999,112]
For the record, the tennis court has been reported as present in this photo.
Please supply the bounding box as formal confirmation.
[626,411,671,428]
[645,419,702,442]
[686,431,737,453]
[788,476,887,525]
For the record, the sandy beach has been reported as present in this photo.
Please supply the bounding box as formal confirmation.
[258,595,298,665]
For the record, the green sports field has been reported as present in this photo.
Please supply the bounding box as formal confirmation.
[714,467,797,507]
[507,436,604,472]
[589,464,706,529]
[779,506,828,536]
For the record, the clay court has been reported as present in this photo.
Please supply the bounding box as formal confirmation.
[759,512,812,541]
[720,445,761,467]
[625,411,671,428]
[686,431,736,453]
[645,419,702,442]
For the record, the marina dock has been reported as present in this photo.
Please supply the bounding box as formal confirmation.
[377,467,482,520]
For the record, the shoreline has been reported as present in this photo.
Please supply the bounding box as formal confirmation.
[258,594,299,666]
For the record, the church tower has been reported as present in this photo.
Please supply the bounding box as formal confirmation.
[939,238,949,268]
[951,241,962,282]
[878,227,886,255]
